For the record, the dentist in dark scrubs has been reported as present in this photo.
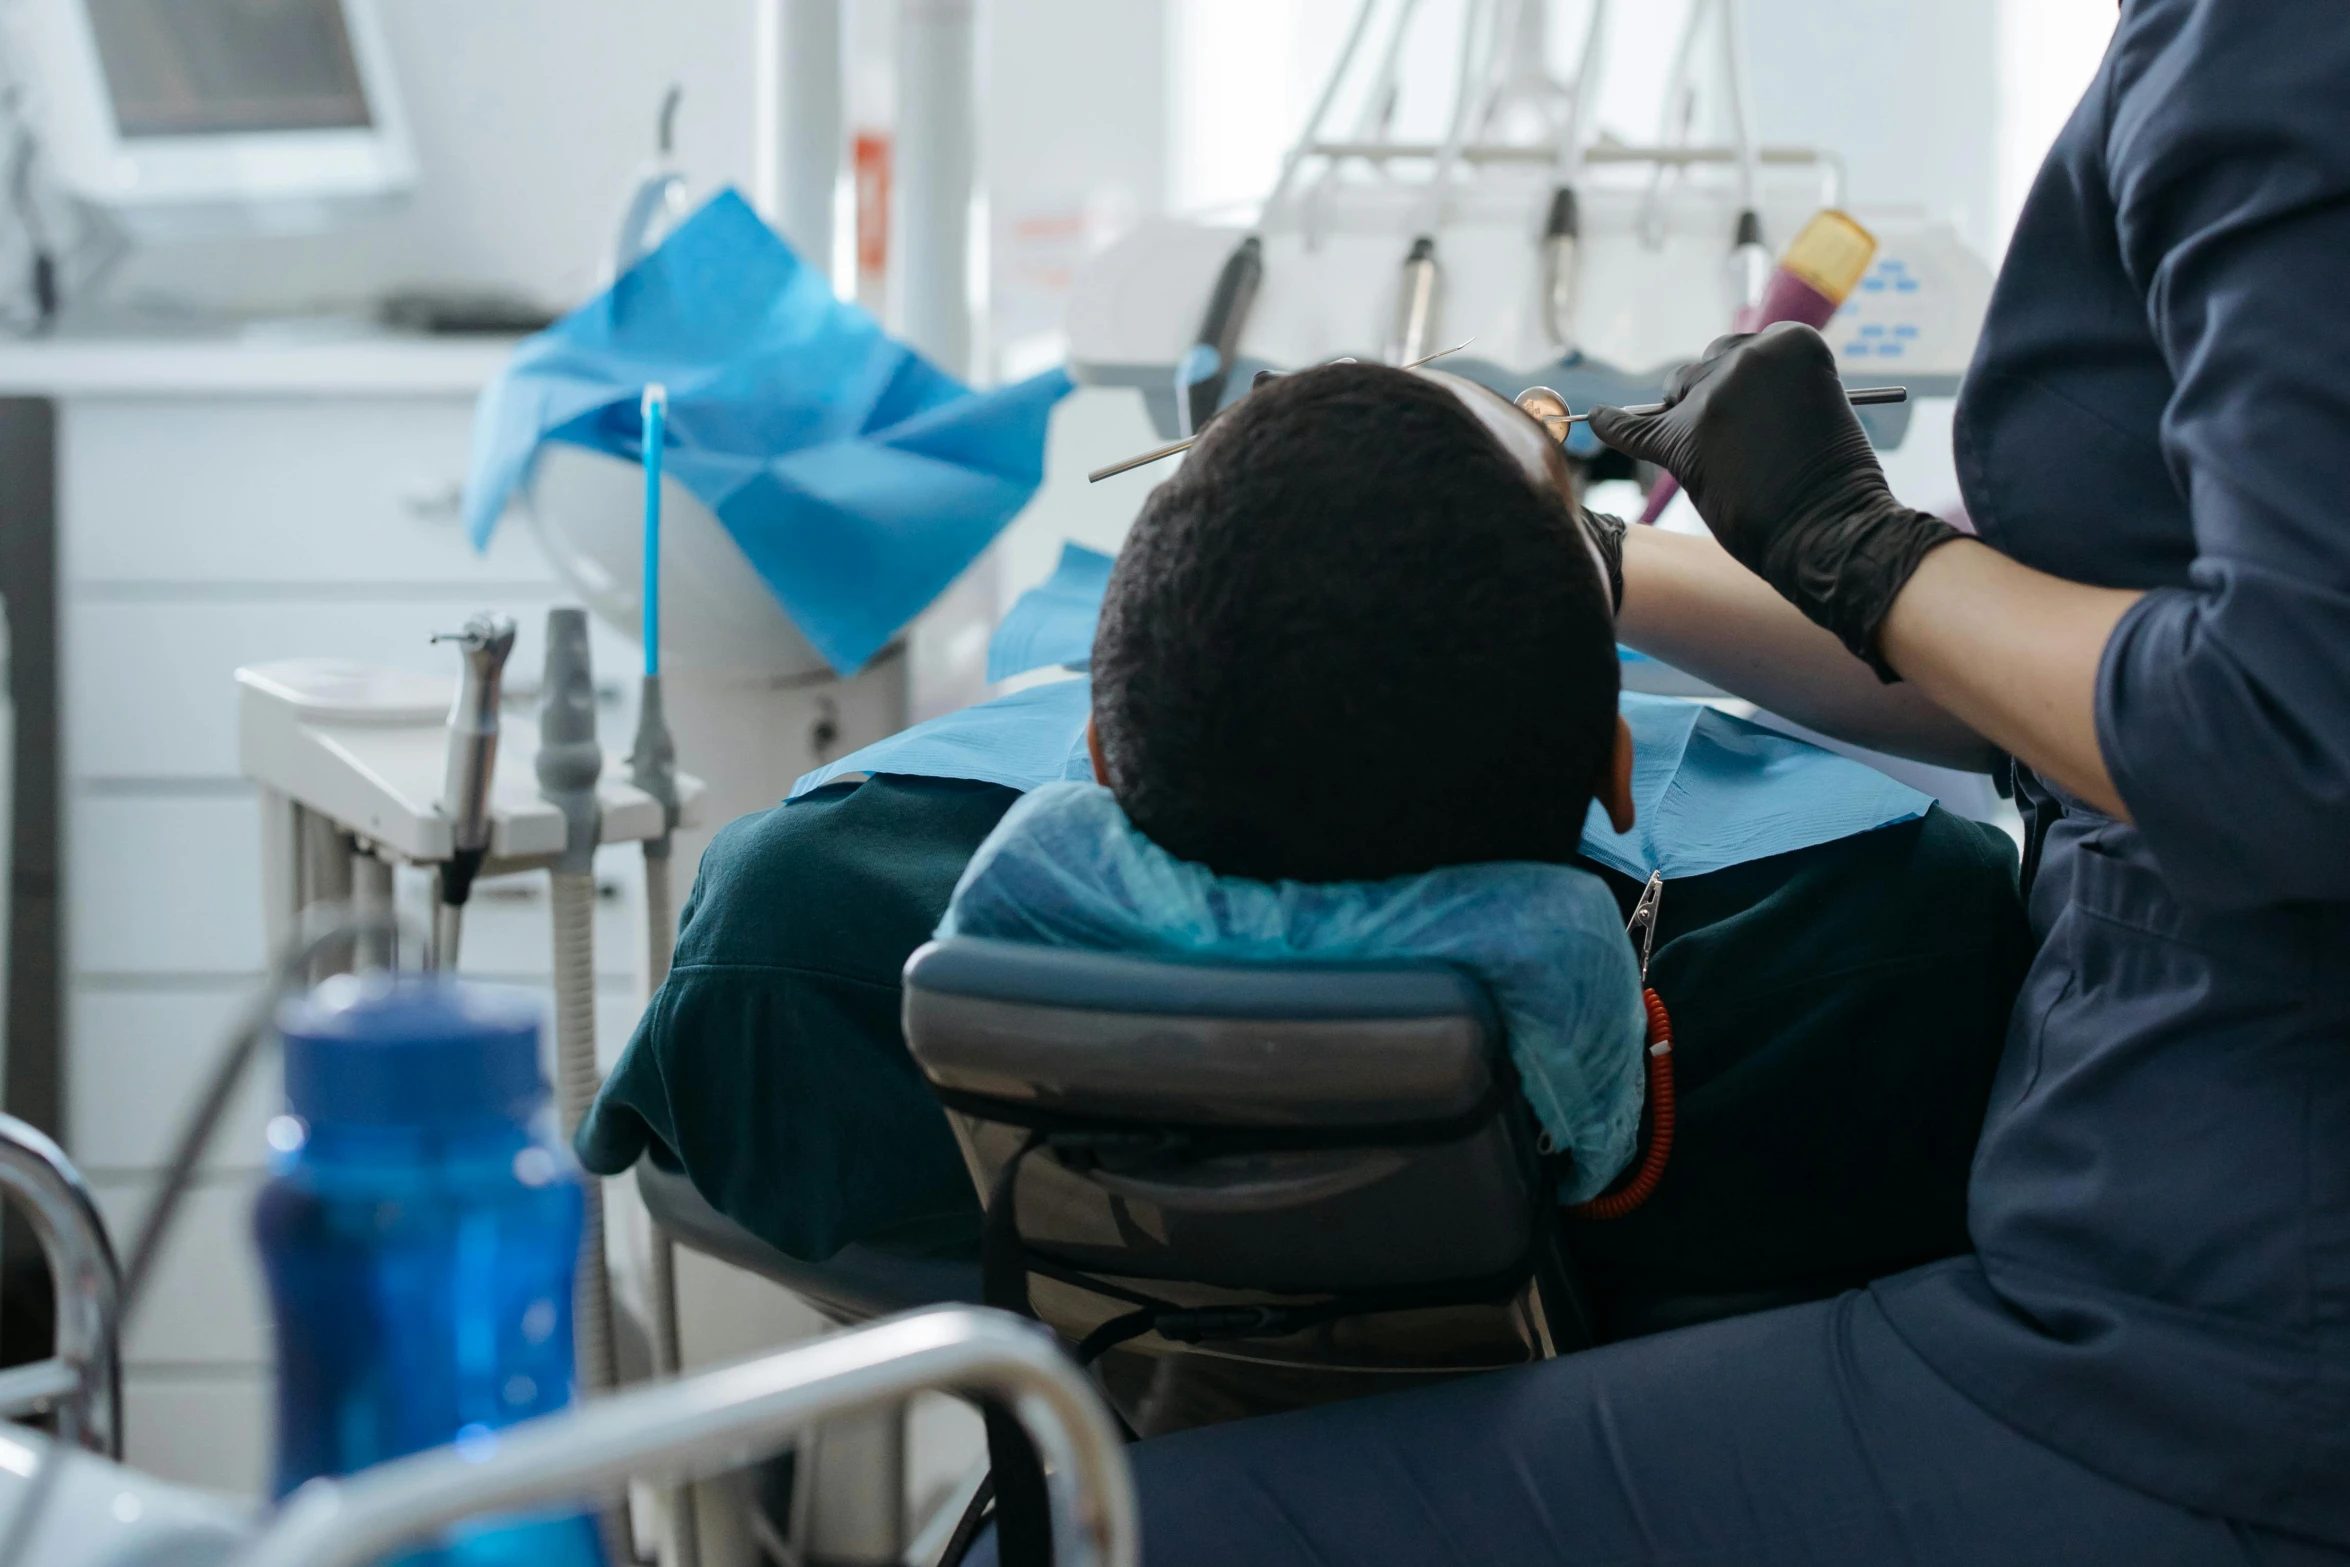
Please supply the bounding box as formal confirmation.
[1041,1,2350,1560]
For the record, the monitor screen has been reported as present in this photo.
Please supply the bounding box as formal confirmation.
[83,0,371,139]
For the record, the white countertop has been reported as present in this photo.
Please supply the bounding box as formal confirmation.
[0,330,520,397]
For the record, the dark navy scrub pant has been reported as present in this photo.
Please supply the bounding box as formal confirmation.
[985,1262,2344,1567]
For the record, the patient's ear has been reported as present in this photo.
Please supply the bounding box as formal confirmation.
[1598,715,1636,834]
[1087,716,1109,785]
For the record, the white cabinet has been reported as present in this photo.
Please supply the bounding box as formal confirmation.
[57,398,530,586]
[7,337,655,1496]
[67,597,607,779]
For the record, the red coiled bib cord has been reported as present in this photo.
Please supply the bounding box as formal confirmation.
[1564,987,1675,1221]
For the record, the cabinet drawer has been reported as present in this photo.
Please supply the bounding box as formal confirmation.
[68,983,648,1175]
[70,797,644,980]
[70,794,269,976]
[64,594,639,780]
[123,1372,272,1498]
[95,1174,269,1366]
[69,987,273,1175]
[60,397,552,587]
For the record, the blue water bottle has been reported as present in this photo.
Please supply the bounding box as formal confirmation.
[255,973,606,1567]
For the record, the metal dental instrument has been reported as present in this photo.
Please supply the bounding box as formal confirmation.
[1390,0,1497,365]
[1541,0,1610,352]
[1391,236,1443,368]
[428,613,517,970]
[1520,382,1908,435]
[1178,0,1381,436]
[1088,340,1473,483]
[1178,237,1265,438]
[1086,437,1203,486]
[1718,0,1771,312]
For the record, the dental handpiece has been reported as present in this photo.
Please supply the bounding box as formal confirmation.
[1540,189,1582,353]
[1391,235,1443,367]
[429,613,518,967]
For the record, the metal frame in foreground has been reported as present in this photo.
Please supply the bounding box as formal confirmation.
[230,1307,1138,1567]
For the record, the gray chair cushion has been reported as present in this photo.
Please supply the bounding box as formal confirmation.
[636,1163,979,1323]
[904,938,1503,1127]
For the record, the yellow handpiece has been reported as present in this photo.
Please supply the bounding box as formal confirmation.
[1780,209,1878,306]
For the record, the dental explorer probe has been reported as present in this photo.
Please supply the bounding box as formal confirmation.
[428,613,517,970]
[1533,383,1908,431]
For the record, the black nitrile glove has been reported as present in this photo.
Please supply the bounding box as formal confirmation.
[1579,506,1628,613]
[1588,322,1959,678]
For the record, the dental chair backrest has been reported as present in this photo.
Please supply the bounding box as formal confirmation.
[902,937,1592,1422]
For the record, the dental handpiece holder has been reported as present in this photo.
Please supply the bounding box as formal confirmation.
[235,633,705,968]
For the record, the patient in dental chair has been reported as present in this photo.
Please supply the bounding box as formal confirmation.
[582,366,2031,1341]
[941,363,1652,1203]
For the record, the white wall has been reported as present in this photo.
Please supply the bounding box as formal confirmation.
[1993,0,2116,252]
[1742,0,1997,259]
[73,0,1176,356]
[1169,0,2002,249]
[28,1,2113,334]
[983,0,1168,375]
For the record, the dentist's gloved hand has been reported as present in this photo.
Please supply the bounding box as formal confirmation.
[1578,506,1628,613]
[1588,322,1959,679]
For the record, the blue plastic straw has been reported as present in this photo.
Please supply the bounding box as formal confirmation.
[640,383,667,678]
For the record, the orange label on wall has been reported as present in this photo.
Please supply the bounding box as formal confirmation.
[853,131,891,285]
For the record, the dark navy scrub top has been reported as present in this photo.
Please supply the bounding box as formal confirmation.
[1870,0,2350,1543]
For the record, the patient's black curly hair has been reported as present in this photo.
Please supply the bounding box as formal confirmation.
[1090,361,1619,884]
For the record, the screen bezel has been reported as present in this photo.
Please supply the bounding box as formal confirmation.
[82,0,376,141]
[23,0,415,229]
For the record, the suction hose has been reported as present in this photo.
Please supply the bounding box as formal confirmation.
[535,607,630,1562]
[632,693,696,1567]
[547,865,614,1393]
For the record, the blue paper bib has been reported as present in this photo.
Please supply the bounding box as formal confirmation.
[792,672,1928,882]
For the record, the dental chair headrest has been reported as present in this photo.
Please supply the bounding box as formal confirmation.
[903,936,1505,1129]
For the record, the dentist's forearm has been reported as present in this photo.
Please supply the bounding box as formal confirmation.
[1618,526,1997,770]
[1876,538,2138,818]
